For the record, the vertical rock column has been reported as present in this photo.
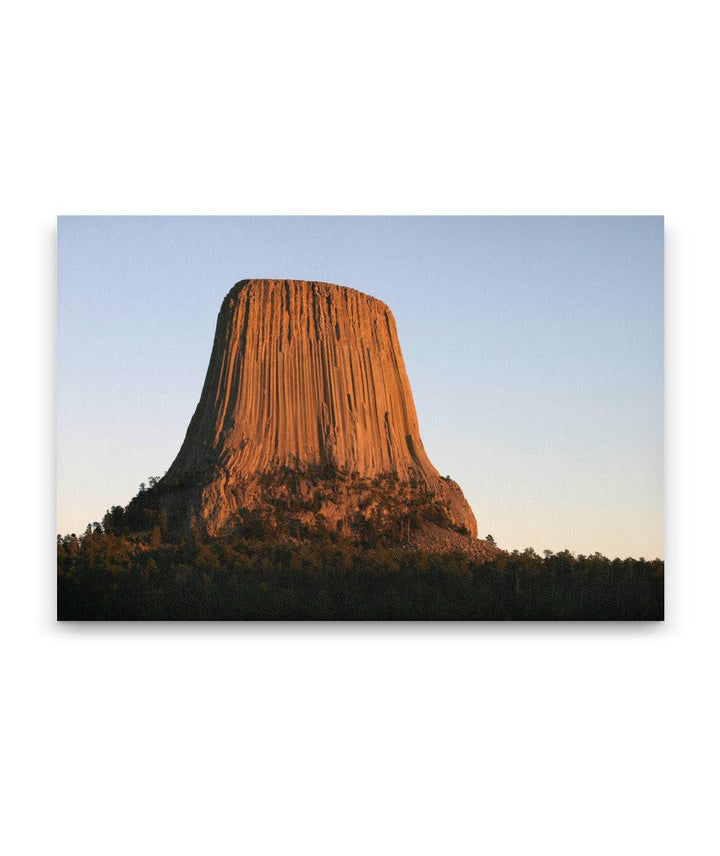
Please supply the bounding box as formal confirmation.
[161,279,477,537]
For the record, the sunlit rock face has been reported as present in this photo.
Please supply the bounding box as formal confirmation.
[158,279,478,540]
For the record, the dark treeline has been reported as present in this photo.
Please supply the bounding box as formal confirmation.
[57,527,664,621]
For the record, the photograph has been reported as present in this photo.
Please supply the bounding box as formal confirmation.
[57,215,664,620]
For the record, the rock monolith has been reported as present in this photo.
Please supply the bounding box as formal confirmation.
[154,279,480,546]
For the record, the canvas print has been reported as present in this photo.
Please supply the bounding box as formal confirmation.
[57,216,664,620]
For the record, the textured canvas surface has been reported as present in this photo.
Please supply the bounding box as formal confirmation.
[57,216,663,620]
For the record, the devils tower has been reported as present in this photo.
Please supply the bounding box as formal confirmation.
[152,279,479,546]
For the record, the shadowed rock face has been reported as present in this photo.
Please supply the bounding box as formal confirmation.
[159,279,478,539]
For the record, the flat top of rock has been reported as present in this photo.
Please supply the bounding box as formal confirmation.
[229,278,391,312]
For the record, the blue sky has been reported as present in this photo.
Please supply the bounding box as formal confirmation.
[57,216,663,558]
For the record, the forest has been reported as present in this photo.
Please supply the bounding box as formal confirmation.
[57,523,664,621]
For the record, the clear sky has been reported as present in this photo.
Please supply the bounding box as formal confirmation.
[57,216,663,558]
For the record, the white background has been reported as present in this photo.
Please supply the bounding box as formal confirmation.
[2,1,719,854]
